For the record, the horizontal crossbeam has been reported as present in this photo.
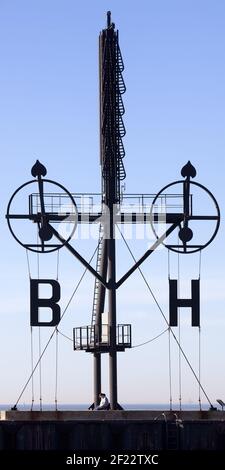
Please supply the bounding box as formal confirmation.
[6,213,218,223]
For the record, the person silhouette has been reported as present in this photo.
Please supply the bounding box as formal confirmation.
[95,393,110,410]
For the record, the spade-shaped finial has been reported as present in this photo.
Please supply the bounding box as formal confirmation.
[31,160,47,178]
[181,161,196,179]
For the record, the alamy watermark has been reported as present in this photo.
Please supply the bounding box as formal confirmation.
[57,197,168,249]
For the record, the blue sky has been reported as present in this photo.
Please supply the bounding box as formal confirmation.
[0,0,225,407]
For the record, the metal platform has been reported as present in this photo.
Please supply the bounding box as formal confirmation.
[73,323,131,352]
[29,192,188,223]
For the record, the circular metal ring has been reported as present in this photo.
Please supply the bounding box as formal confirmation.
[6,178,78,253]
[150,179,220,254]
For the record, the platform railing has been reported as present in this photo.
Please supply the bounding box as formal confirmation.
[29,192,191,217]
[73,323,131,352]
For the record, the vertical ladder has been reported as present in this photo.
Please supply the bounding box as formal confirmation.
[90,224,104,343]
[166,422,179,450]
[100,18,126,205]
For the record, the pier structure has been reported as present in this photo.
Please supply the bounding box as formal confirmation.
[6,12,220,417]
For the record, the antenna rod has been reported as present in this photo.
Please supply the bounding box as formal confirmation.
[107,11,111,28]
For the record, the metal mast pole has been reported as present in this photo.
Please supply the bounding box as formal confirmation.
[108,189,117,409]
[93,237,107,406]
[99,11,126,409]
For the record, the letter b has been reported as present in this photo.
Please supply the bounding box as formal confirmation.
[30,279,61,326]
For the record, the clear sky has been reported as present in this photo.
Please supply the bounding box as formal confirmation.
[0,0,225,407]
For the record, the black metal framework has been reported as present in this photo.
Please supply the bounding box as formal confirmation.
[28,192,186,223]
[73,324,131,352]
[150,176,220,253]
[6,174,78,253]
[6,13,220,410]
[100,10,126,205]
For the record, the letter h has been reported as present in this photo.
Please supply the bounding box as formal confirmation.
[169,279,200,327]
